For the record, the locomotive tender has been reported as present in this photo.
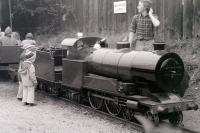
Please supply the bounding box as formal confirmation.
[35,37,198,126]
[0,46,22,80]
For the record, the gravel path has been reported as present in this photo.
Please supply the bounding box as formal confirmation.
[0,81,200,133]
[0,81,139,133]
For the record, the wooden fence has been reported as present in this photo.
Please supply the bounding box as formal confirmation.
[61,0,200,41]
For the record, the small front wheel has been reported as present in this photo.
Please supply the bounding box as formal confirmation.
[145,111,160,126]
[168,111,183,126]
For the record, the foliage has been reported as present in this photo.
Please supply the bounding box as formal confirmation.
[12,0,68,33]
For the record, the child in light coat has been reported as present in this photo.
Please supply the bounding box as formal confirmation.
[17,44,37,101]
[19,50,37,106]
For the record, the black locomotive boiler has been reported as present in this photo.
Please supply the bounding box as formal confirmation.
[35,37,198,126]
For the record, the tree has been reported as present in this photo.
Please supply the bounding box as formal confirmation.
[12,0,63,34]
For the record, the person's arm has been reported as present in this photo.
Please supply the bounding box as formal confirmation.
[32,40,37,45]
[0,38,2,46]
[129,15,137,47]
[149,8,160,27]
[129,32,135,45]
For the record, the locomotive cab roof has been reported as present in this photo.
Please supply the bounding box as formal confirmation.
[61,37,105,60]
[61,38,78,49]
[61,37,107,49]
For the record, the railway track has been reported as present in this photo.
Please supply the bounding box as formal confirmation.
[60,97,144,132]
[42,91,199,133]
[181,127,200,133]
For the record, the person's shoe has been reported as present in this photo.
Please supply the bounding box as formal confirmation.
[17,98,22,101]
[29,103,36,106]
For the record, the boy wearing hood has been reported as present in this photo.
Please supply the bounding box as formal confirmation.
[18,47,37,106]
[17,44,37,101]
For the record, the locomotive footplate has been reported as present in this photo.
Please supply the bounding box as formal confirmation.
[139,93,198,114]
[0,65,9,70]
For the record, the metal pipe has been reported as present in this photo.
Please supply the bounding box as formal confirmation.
[8,0,12,29]
[126,100,138,109]
[91,93,114,101]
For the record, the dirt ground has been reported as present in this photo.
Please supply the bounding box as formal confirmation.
[0,80,142,133]
[0,80,199,133]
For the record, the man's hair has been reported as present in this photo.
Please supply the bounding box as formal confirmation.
[139,0,152,11]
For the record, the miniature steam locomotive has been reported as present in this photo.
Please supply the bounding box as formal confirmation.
[35,37,198,126]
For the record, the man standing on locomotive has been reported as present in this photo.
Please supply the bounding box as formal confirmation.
[128,0,160,51]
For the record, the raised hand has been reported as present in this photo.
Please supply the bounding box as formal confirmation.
[149,8,153,16]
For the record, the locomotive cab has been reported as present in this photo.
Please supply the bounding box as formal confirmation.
[61,37,108,89]
[61,37,108,60]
